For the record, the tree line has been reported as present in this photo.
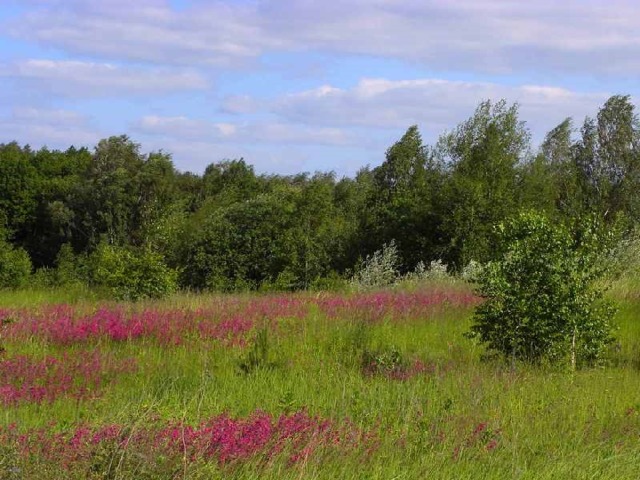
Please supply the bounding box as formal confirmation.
[1,96,639,297]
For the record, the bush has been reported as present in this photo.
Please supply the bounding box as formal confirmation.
[0,239,31,289]
[90,244,178,301]
[237,327,279,374]
[30,267,57,288]
[350,241,400,290]
[361,346,406,377]
[55,243,90,286]
[309,271,348,292]
[259,269,298,292]
[467,212,617,369]
[461,260,484,283]
[399,260,455,289]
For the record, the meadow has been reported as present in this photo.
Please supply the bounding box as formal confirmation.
[1,282,640,479]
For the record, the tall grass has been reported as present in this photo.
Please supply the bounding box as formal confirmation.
[0,284,104,308]
[1,281,640,478]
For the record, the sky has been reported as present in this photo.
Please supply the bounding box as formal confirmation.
[0,0,638,176]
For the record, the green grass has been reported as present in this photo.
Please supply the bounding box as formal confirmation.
[0,284,103,308]
[2,282,640,478]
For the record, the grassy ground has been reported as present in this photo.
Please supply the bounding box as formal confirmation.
[1,282,640,479]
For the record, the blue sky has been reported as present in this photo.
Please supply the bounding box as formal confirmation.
[0,0,637,175]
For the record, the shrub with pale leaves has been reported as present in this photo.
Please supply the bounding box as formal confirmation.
[461,260,484,282]
[350,241,400,290]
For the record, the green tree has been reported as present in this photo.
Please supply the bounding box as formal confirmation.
[467,212,616,368]
[439,100,531,267]
[289,172,350,288]
[0,142,39,237]
[135,151,179,245]
[90,244,177,300]
[334,167,376,273]
[364,126,444,269]
[0,234,32,289]
[24,146,91,267]
[180,187,298,291]
[574,95,640,222]
[200,159,262,207]
[72,136,145,250]
[517,118,584,220]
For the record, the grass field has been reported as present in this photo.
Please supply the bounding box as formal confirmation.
[1,282,640,479]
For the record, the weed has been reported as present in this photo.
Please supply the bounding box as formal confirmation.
[238,327,278,374]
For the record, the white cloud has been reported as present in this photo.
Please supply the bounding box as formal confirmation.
[134,115,356,146]
[9,1,274,67]
[273,78,611,140]
[0,60,209,97]
[0,107,102,148]
[11,106,88,126]
[8,0,640,75]
[137,116,236,140]
[221,95,262,115]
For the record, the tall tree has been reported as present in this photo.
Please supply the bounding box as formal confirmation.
[518,118,580,219]
[179,186,299,291]
[439,100,531,267]
[71,135,145,250]
[0,142,38,237]
[364,125,443,269]
[201,159,262,207]
[290,172,349,288]
[333,167,375,273]
[574,95,640,222]
[135,151,178,245]
[25,146,91,266]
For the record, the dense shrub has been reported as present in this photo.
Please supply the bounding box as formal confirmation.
[0,238,31,289]
[90,244,177,300]
[467,212,617,368]
[350,241,400,290]
[54,243,89,286]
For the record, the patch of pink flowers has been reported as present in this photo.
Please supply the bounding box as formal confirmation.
[318,289,478,323]
[0,351,137,405]
[4,305,259,346]
[2,410,377,469]
[2,289,476,346]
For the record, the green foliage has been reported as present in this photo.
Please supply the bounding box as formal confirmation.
[309,271,348,292]
[259,269,298,292]
[533,118,583,218]
[90,244,177,300]
[467,212,617,368]
[238,327,278,374]
[25,146,91,267]
[363,126,444,269]
[0,237,32,289]
[574,96,640,223]
[0,142,39,234]
[3,95,640,295]
[54,243,89,286]
[611,227,640,280]
[439,100,530,267]
[288,172,351,288]
[233,173,346,291]
[201,158,261,207]
[361,345,406,376]
[180,187,303,291]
